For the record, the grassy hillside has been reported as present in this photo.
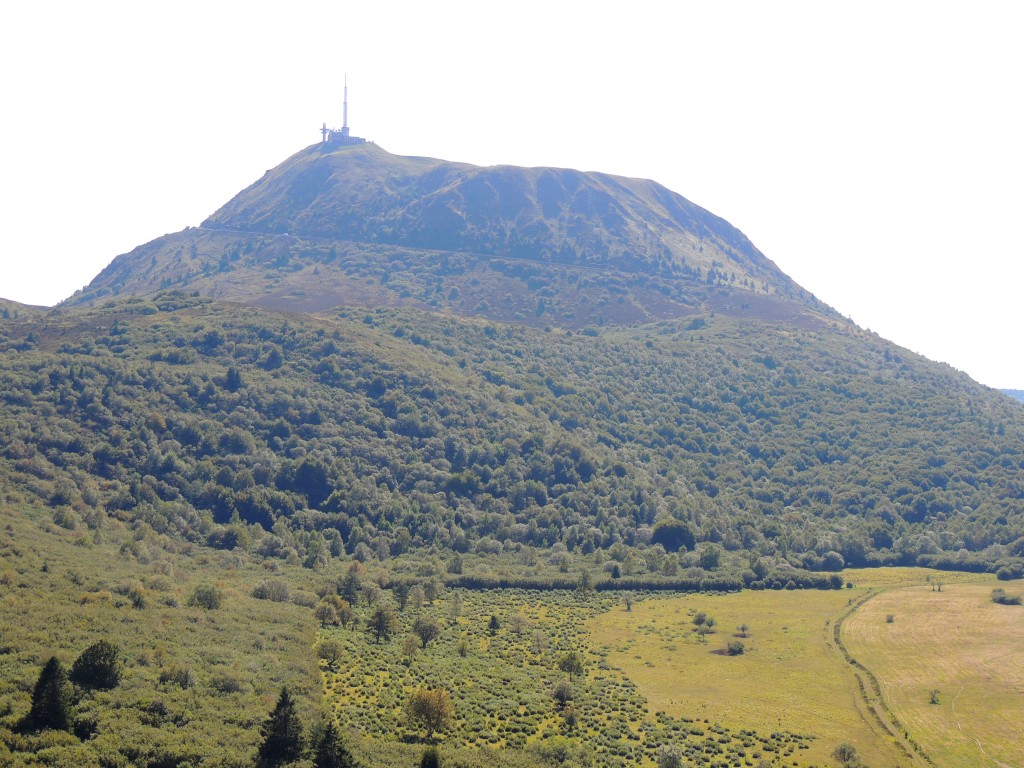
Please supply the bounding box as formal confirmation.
[0,502,321,766]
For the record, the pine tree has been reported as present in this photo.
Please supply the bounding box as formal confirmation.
[314,721,357,768]
[256,687,303,766]
[28,656,73,731]
[70,640,122,689]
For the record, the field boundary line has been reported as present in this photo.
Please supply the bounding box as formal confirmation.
[831,588,934,767]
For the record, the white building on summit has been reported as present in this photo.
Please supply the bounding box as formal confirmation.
[321,77,367,145]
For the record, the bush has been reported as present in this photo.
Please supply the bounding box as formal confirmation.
[992,588,1022,605]
[159,664,195,689]
[726,640,745,656]
[188,583,223,610]
[210,672,246,694]
[252,580,291,602]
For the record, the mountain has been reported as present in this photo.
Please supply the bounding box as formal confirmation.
[67,143,833,329]
[9,142,1023,578]
[4,141,1024,768]
[1001,389,1024,404]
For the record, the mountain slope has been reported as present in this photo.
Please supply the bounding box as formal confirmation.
[66,144,833,329]
[3,295,1023,580]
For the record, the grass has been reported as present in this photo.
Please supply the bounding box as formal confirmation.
[587,585,912,767]
[0,504,321,766]
[843,580,1024,768]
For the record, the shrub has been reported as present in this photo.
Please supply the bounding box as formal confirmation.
[992,588,1022,605]
[726,641,745,656]
[656,744,684,768]
[291,590,318,608]
[210,672,246,694]
[188,583,223,610]
[159,664,195,689]
[252,580,291,602]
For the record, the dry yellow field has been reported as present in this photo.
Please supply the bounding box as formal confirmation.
[843,580,1024,768]
[587,587,908,767]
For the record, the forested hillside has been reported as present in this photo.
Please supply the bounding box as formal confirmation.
[3,294,1022,585]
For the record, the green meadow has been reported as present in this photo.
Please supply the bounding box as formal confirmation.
[2,502,1020,768]
[844,579,1024,768]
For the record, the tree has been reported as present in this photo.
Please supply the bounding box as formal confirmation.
[550,679,574,707]
[403,635,421,659]
[419,746,440,768]
[448,592,462,621]
[413,616,441,648]
[656,744,684,768]
[339,564,363,605]
[314,720,357,768]
[393,581,411,611]
[404,687,454,741]
[698,544,721,570]
[316,603,339,627]
[70,640,122,690]
[558,651,585,681]
[488,614,501,635]
[316,638,343,668]
[27,656,73,731]
[651,519,695,552]
[736,623,749,638]
[366,605,399,643]
[223,366,244,392]
[832,743,865,768]
[257,687,303,766]
[335,599,355,629]
[508,612,528,635]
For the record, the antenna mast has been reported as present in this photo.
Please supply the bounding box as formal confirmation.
[342,75,350,137]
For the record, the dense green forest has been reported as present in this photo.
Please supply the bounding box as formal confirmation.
[2,293,1022,585]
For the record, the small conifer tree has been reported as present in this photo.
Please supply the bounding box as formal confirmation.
[314,720,357,768]
[257,687,303,766]
[70,640,122,689]
[28,656,74,731]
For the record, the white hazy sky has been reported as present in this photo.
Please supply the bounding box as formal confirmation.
[1,1,1022,388]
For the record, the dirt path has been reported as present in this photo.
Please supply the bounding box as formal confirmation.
[827,590,932,768]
